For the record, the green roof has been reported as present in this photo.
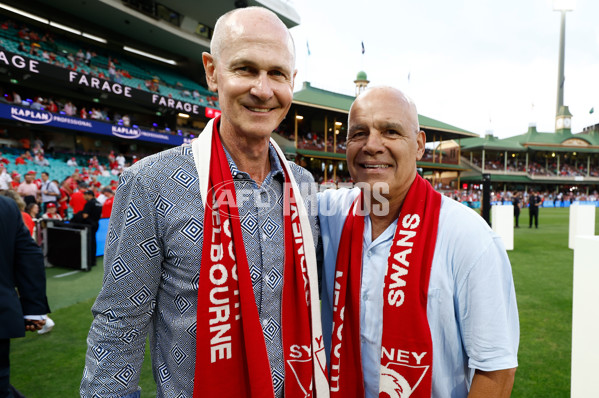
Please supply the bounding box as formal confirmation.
[296,148,347,160]
[293,82,477,140]
[460,174,532,183]
[293,82,355,113]
[417,161,469,171]
[461,125,599,151]
[461,135,526,151]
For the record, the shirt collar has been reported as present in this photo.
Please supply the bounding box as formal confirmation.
[222,143,284,183]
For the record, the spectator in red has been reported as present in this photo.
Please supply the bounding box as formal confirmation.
[21,205,35,237]
[14,155,26,165]
[62,171,79,195]
[57,181,69,218]
[100,188,114,219]
[10,173,21,190]
[69,182,87,214]
[42,202,62,220]
[46,99,58,113]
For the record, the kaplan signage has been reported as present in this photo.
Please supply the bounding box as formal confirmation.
[0,103,184,146]
[0,49,208,116]
[10,107,53,124]
[111,125,142,139]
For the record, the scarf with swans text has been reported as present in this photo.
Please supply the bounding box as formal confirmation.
[329,174,441,397]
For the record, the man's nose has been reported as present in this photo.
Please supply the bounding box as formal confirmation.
[362,131,385,154]
[250,73,274,101]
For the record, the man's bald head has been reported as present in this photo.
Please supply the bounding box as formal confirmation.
[349,86,420,135]
[210,7,295,65]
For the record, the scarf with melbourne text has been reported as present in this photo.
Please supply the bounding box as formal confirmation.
[191,117,329,398]
[329,174,441,397]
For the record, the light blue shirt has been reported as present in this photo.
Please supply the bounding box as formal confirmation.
[319,188,519,398]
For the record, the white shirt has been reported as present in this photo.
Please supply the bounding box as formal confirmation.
[0,170,12,190]
[319,188,519,398]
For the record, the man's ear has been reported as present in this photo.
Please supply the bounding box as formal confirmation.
[291,68,298,90]
[202,52,218,92]
[416,130,426,160]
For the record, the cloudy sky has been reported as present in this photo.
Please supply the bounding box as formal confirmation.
[289,0,599,139]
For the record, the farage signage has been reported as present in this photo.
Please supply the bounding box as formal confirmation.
[0,49,207,116]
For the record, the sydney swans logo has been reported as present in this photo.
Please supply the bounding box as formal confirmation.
[379,362,430,398]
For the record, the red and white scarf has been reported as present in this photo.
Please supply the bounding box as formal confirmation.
[192,117,329,398]
[329,174,441,398]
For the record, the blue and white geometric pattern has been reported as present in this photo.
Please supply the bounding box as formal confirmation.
[91,345,110,362]
[81,144,320,398]
[262,216,280,239]
[129,286,152,307]
[181,217,203,243]
[155,195,175,218]
[139,237,161,259]
[267,267,283,291]
[174,294,192,315]
[120,329,141,345]
[111,256,132,281]
[114,364,135,387]
[262,317,280,342]
[272,368,285,396]
[171,344,188,366]
[171,167,196,188]
[157,362,172,383]
[124,202,143,227]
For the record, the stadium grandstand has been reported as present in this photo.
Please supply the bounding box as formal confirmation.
[1,0,596,228]
[0,0,478,196]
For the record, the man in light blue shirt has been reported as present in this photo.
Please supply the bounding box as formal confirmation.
[319,87,519,397]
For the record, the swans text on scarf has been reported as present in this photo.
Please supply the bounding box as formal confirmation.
[208,207,239,363]
[387,213,420,307]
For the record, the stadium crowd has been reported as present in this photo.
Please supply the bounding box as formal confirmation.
[469,155,599,176]
[2,19,219,107]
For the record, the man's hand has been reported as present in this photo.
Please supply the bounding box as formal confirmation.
[25,319,46,332]
[468,368,516,398]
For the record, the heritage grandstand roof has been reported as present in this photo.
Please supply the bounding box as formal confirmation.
[460,125,599,151]
[293,81,478,141]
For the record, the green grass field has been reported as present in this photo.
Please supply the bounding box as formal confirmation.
[8,207,599,397]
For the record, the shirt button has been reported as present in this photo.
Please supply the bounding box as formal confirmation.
[262,319,268,327]
[367,251,372,257]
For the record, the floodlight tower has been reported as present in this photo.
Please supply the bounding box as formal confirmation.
[553,0,575,119]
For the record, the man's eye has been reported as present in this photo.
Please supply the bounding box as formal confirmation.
[349,132,365,139]
[270,70,286,78]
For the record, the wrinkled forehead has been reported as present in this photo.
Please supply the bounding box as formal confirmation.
[349,92,419,133]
